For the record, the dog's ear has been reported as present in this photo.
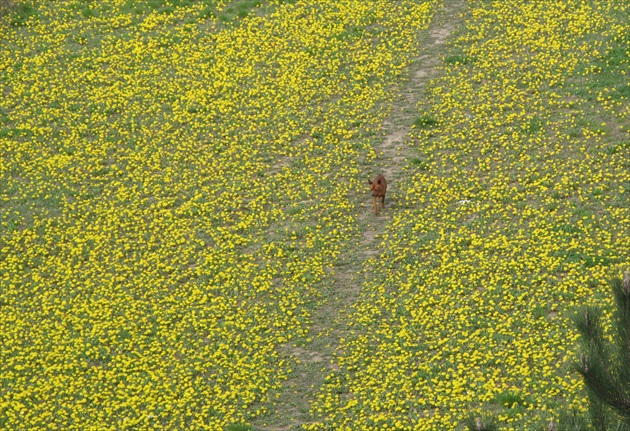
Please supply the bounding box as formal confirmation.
[368,179,373,185]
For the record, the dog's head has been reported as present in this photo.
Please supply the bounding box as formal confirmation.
[368,177,384,196]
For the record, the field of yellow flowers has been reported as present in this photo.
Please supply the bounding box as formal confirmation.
[308,0,629,430]
[1,0,628,429]
[0,0,439,429]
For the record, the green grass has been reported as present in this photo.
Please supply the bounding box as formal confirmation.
[1,0,269,28]
[120,0,200,15]
[220,0,263,21]
[569,12,629,104]
[520,115,544,135]
[7,2,37,26]
[226,423,253,431]
[494,391,528,409]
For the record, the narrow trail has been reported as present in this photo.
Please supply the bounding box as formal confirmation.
[361,0,466,245]
[252,1,467,429]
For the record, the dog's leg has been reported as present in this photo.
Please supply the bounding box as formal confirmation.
[381,195,385,209]
[373,196,378,215]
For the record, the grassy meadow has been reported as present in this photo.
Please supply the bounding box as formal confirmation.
[0,0,628,430]
[309,1,630,429]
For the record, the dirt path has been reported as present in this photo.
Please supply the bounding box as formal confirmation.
[251,1,467,429]
[378,3,462,196]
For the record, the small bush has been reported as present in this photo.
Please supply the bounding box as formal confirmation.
[413,114,438,129]
[409,157,429,170]
[445,54,476,65]
[494,391,526,409]
[81,7,96,18]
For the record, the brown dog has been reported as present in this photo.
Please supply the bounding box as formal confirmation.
[368,174,387,215]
